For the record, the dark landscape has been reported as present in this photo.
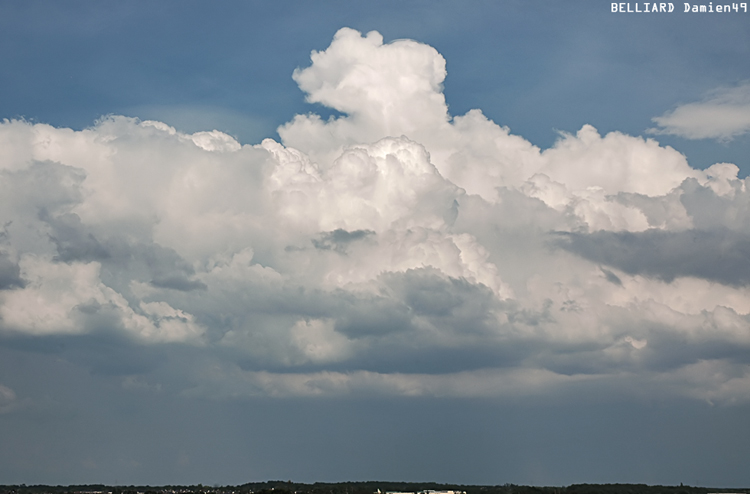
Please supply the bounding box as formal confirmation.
[0,483,747,494]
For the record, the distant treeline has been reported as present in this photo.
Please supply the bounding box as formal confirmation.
[0,482,747,494]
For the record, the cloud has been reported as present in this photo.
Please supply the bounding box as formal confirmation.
[649,82,750,140]
[0,252,24,290]
[1,28,749,405]
[554,228,750,287]
[281,30,701,203]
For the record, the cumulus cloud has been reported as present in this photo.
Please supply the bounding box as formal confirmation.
[281,29,701,203]
[649,82,750,140]
[1,28,749,404]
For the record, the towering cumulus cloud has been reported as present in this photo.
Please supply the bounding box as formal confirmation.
[2,28,750,403]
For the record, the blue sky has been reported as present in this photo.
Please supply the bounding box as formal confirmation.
[3,1,749,169]
[2,0,750,488]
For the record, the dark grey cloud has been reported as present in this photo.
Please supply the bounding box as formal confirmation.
[39,209,208,292]
[601,267,623,286]
[42,211,110,263]
[382,267,496,318]
[554,228,750,286]
[149,276,207,292]
[0,252,24,290]
[312,229,375,253]
[680,177,750,230]
[324,269,541,373]
[332,292,412,337]
[105,240,208,293]
[182,266,545,375]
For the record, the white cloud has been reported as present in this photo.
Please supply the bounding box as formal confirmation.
[0,256,123,336]
[1,28,749,404]
[281,29,701,204]
[649,82,750,140]
[0,255,205,343]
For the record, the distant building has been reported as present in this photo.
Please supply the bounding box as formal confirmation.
[419,491,466,494]
[383,490,466,494]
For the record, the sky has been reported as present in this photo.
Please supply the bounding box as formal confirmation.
[1,0,750,488]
